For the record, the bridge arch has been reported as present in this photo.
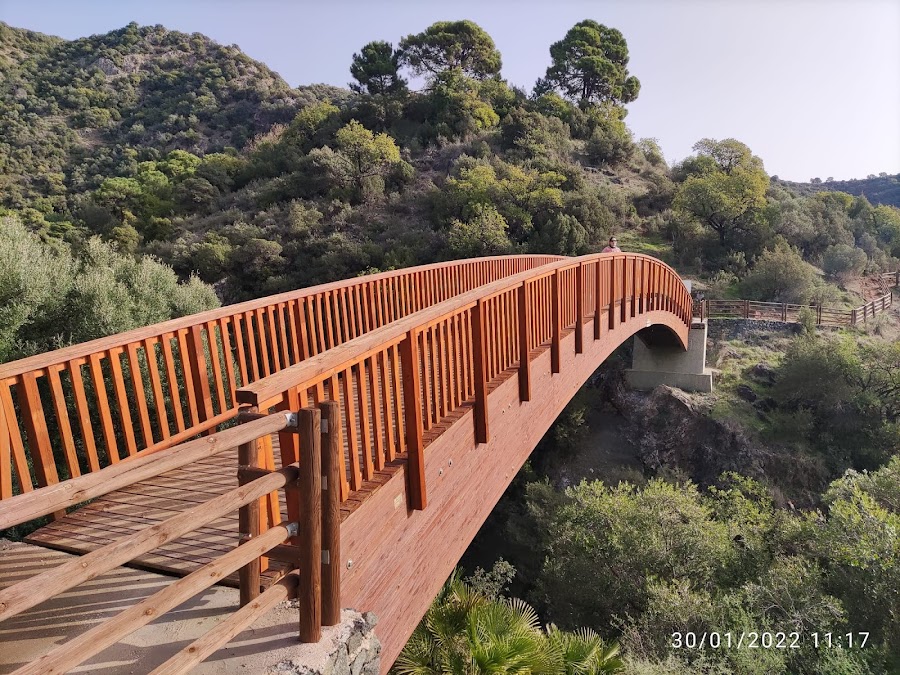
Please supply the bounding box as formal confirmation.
[0,253,691,673]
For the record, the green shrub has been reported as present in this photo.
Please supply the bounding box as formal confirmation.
[741,242,822,303]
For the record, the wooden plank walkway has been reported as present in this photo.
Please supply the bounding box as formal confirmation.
[23,433,405,588]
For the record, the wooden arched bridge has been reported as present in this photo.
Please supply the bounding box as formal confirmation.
[0,253,694,673]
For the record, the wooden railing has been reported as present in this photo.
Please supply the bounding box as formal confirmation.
[695,272,898,327]
[235,252,691,517]
[0,402,345,672]
[0,255,561,504]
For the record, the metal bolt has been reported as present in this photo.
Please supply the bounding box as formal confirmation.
[448,459,453,466]
[438,468,444,476]
[347,559,354,569]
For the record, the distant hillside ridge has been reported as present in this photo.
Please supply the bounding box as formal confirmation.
[775,173,900,208]
[0,21,352,207]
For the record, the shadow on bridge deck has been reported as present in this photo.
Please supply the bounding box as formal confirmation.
[0,540,311,674]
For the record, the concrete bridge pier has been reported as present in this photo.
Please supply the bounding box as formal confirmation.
[625,320,713,393]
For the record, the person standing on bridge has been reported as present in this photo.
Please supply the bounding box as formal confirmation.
[602,236,621,253]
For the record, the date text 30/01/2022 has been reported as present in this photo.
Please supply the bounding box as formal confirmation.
[670,632,870,650]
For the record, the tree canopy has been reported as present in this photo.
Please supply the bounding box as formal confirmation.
[674,138,769,247]
[398,20,502,81]
[349,40,406,97]
[538,20,640,107]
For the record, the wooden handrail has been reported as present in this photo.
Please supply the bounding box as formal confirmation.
[0,255,561,505]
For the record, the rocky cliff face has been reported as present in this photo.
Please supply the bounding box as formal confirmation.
[593,365,824,505]
[606,379,763,484]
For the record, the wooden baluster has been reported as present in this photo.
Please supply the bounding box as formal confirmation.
[298,407,322,642]
[254,308,273,377]
[447,317,458,411]
[357,362,373,480]
[0,392,12,499]
[609,258,617,330]
[204,322,227,416]
[471,301,489,443]
[108,348,138,457]
[285,303,301,366]
[125,343,154,449]
[0,384,33,493]
[161,334,187,433]
[367,356,385,470]
[276,304,291,367]
[319,401,341,626]
[341,370,362,491]
[219,319,238,406]
[230,315,249,387]
[378,351,396,463]
[440,322,451,418]
[47,366,80,479]
[18,373,61,502]
[460,311,472,400]
[89,352,120,464]
[420,331,433,430]
[400,329,427,509]
[391,344,406,455]
[68,360,101,471]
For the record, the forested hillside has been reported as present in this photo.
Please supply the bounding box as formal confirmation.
[1,17,899,674]
[778,173,900,208]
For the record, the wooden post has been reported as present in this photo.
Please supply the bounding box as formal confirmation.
[319,401,341,626]
[851,308,857,326]
[781,303,787,322]
[471,302,489,445]
[594,260,603,340]
[238,406,261,607]
[400,329,428,507]
[817,304,823,325]
[574,264,584,355]
[744,299,750,319]
[608,257,617,331]
[551,269,561,373]
[298,407,322,643]
[517,282,531,402]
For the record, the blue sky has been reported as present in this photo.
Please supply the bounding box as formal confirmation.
[4,0,899,181]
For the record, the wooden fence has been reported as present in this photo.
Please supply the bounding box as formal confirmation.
[694,271,898,327]
[0,252,692,673]
[0,255,561,505]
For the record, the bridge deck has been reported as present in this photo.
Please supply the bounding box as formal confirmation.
[23,434,401,587]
